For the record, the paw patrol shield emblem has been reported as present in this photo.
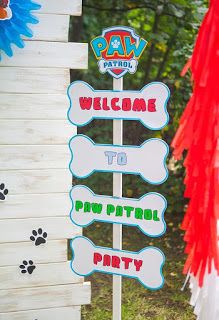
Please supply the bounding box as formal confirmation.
[91,26,147,79]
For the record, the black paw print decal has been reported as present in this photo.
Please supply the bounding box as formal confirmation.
[19,260,36,274]
[0,183,8,201]
[30,228,47,246]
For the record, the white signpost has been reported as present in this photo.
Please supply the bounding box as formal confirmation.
[70,185,167,237]
[69,134,169,184]
[68,26,170,320]
[112,77,123,319]
[71,236,165,290]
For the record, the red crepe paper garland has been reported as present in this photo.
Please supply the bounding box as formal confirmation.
[172,0,219,287]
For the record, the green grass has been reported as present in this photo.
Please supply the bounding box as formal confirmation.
[81,212,195,320]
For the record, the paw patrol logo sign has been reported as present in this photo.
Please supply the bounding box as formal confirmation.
[91,26,147,79]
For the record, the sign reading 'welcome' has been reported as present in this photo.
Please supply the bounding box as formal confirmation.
[68,81,169,129]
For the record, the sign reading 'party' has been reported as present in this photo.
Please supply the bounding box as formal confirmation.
[70,185,167,237]
[69,135,169,184]
[71,236,165,290]
[68,81,169,128]
[90,26,147,78]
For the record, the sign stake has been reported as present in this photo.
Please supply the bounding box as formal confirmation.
[113,77,123,320]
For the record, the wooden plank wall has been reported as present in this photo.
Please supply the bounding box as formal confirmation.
[0,0,90,318]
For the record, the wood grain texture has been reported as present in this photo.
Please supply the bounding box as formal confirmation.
[0,145,69,169]
[0,0,87,313]
[0,216,81,243]
[0,193,70,219]
[24,14,70,42]
[0,306,81,320]
[0,240,68,267]
[38,0,82,15]
[0,169,71,194]
[0,94,68,119]
[0,262,82,289]
[0,41,88,69]
[0,282,91,312]
[0,120,75,145]
[0,68,69,94]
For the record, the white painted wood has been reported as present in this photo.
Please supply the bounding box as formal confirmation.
[0,240,68,267]
[24,14,70,42]
[0,216,81,243]
[0,282,91,312]
[0,193,70,219]
[0,41,88,69]
[38,0,82,16]
[0,306,81,320]
[0,68,69,94]
[0,120,75,145]
[0,145,69,170]
[0,169,71,194]
[0,0,88,314]
[0,262,82,289]
[0,94,68,119]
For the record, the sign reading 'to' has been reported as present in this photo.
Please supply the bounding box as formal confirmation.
[69,135,169,184]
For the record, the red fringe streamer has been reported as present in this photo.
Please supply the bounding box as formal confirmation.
[171,0,219,286]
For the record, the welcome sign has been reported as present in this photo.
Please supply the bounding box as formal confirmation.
[68,81,170,128]
[68,26,170,298]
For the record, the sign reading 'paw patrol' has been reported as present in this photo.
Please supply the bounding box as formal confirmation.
[70,185,167,237]
[90,26,147,78]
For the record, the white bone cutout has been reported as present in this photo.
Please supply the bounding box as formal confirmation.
[68,81,169,129]
[71,236,165,290]
[70,185,167,236]
[69,135,169,184]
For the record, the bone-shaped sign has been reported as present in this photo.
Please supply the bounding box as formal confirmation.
[71,236,165,290]
[69,135,169,184]
[67,81,170,129]
[70,185,167,237]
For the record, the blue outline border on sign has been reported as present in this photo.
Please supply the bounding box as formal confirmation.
[70,236,165,290]
[68,134,169,185]
[69,185,167,237]
[67,81,170,129]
